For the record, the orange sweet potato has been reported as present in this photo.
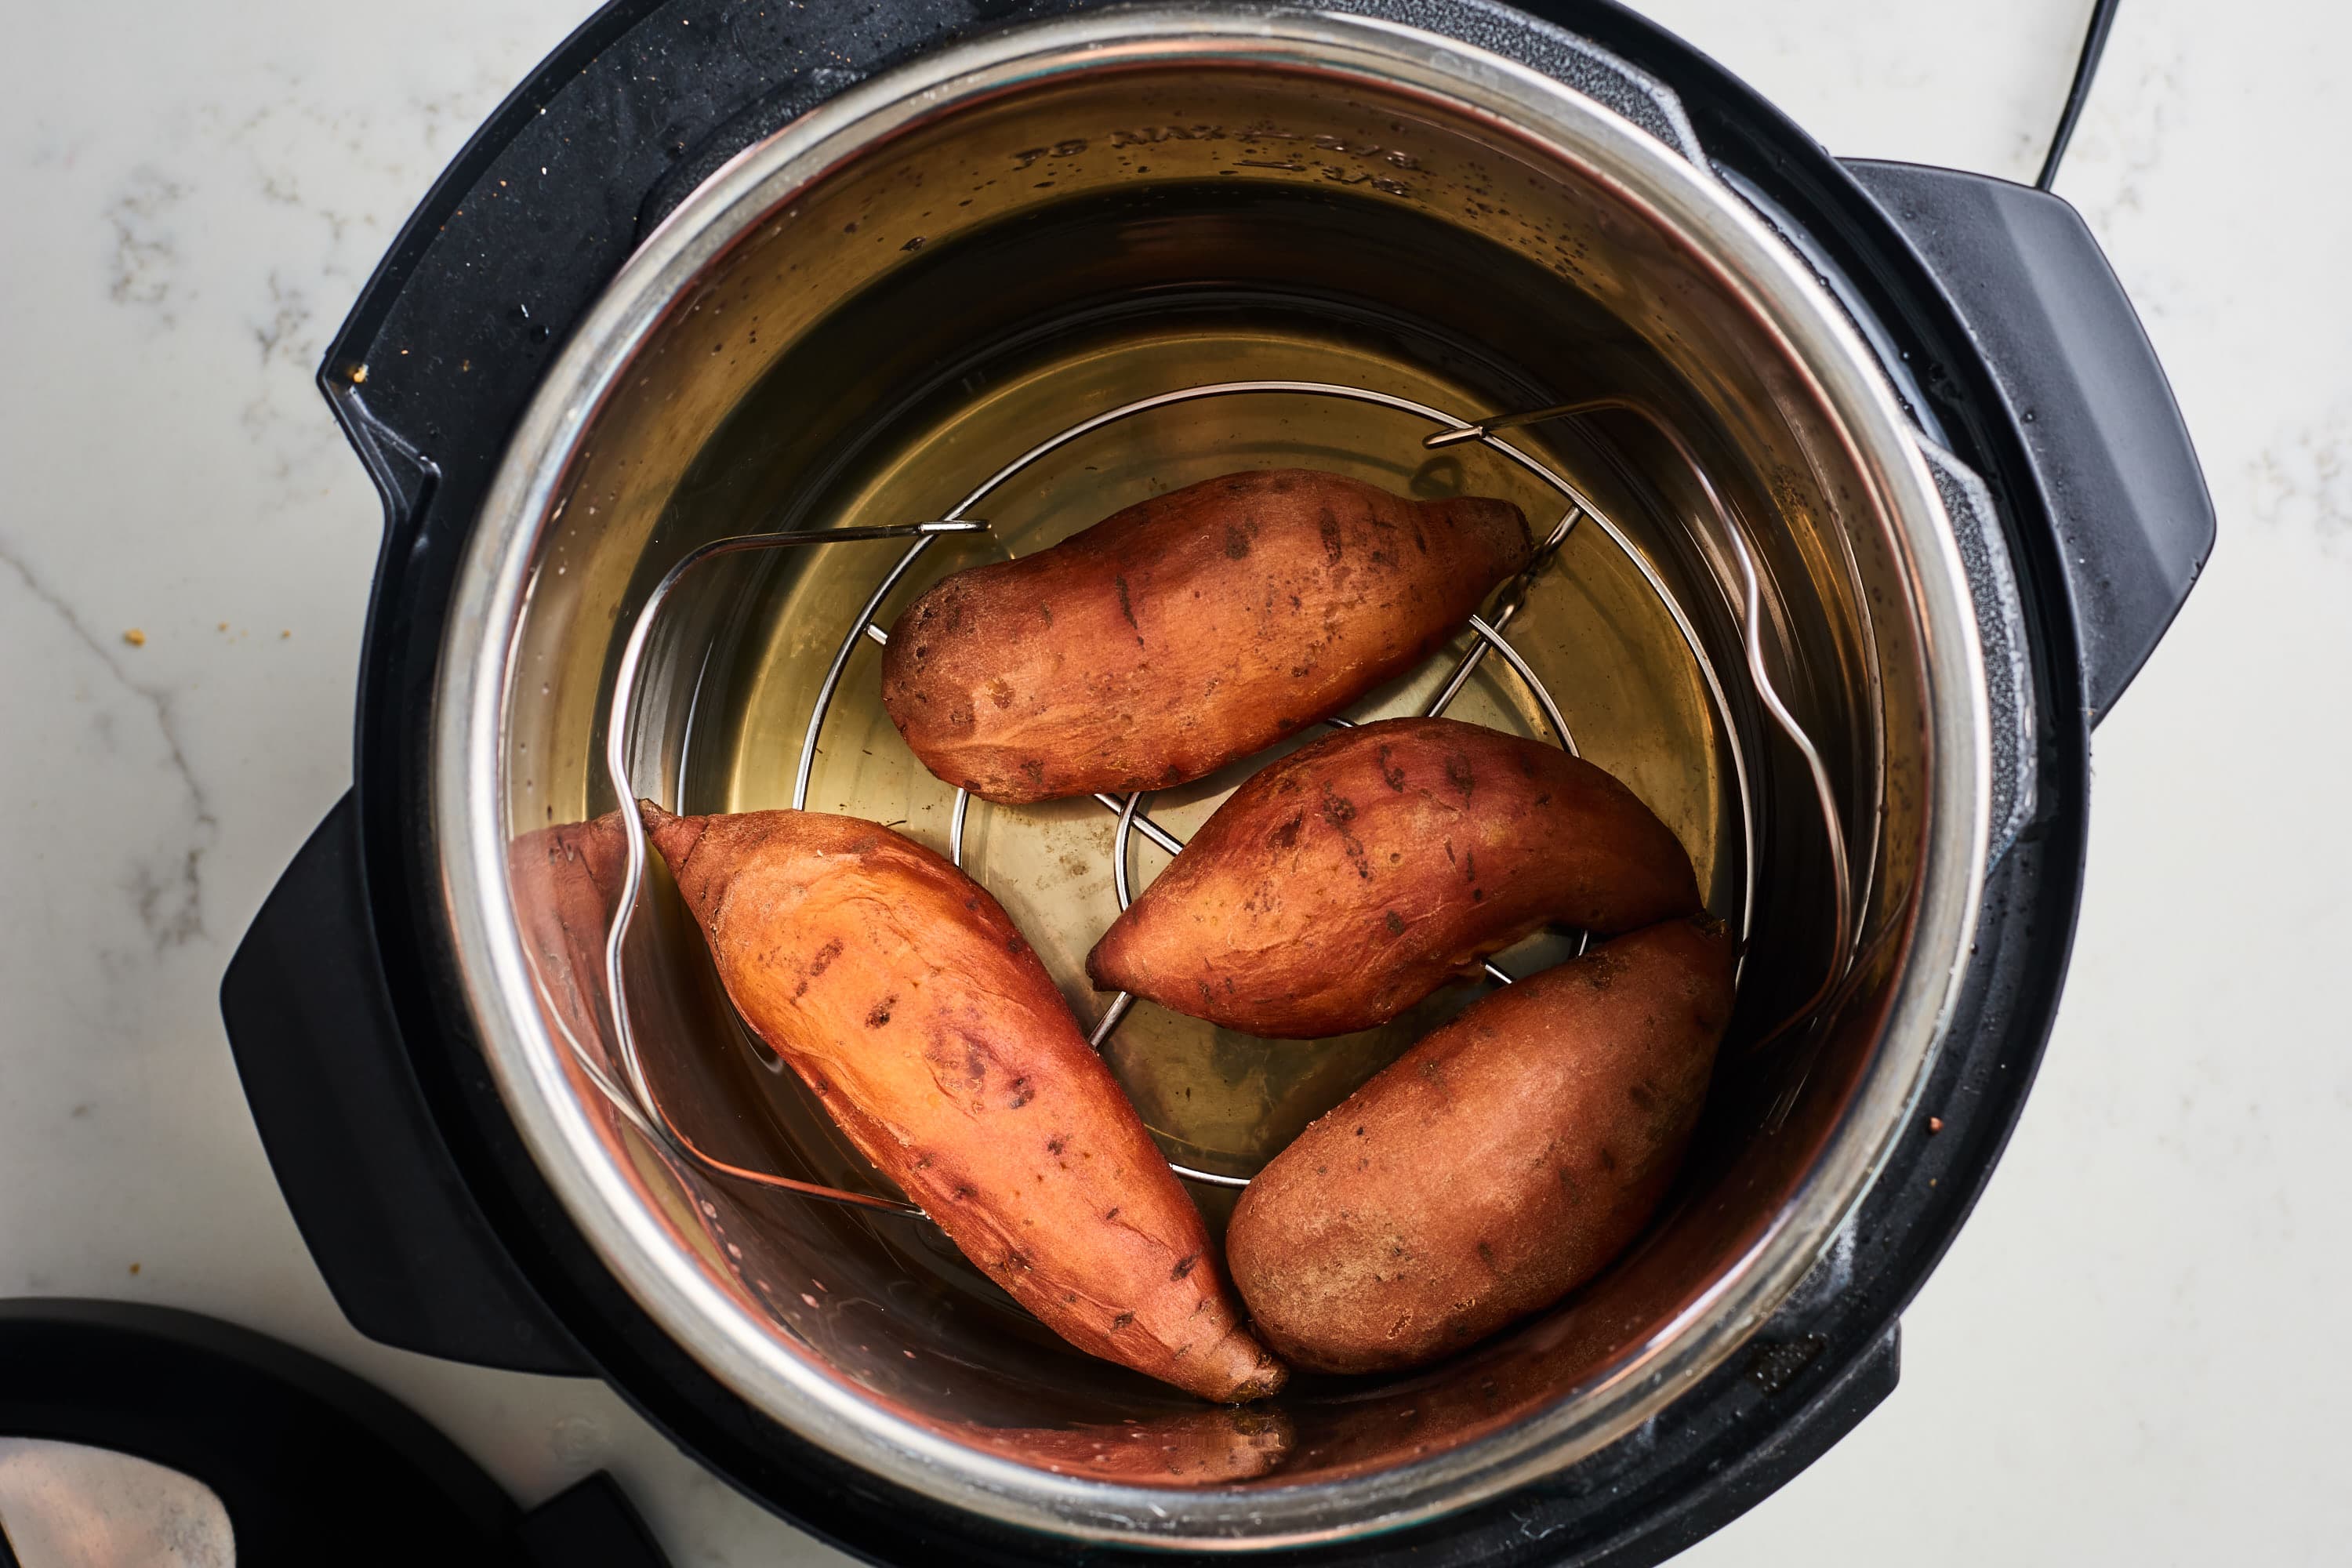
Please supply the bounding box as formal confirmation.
[1087,717,1700,1037]
[641,803,1286,1403]
[880,470,1531,804]
[1225,916,1735,1374]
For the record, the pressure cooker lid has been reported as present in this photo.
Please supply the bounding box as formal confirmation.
[0,1301,669,1568]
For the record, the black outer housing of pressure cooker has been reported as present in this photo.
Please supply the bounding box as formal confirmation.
[217,2,2212,1563]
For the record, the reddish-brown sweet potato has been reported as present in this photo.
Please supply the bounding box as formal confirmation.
[641,803,1286,1403]
[880,470,1531,804]
[508,811,630,1059]
[1225,917,1736,1374]
[1087,717,1700,1037]
[954,1406,1292,1483]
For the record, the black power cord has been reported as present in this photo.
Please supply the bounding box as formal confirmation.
[2037,0,2123,189]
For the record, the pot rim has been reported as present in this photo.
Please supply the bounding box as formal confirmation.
[432,4,1991,1547]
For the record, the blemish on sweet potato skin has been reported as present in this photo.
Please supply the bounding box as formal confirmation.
[880,470,1530,804]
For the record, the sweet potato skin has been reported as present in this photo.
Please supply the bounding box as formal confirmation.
[641,804,1285,1403]
[880,470,1531,804]
[1225,917,1735,1374]
[1086,717,1700,1037]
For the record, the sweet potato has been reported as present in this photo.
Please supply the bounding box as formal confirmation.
[1086,717,1700,1037]
[880,469,1531,804]
[1225,916,1735,1374]
[641,803,1286,1403]
[509,812,630,1047]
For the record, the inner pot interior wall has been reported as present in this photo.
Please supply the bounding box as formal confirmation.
[495,60,1921,1488]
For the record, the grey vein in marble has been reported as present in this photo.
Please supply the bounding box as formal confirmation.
[0,540,216,948]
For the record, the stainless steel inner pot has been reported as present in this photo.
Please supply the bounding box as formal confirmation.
[435,5,1992,1548]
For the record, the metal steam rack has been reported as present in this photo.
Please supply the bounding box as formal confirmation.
[575,380,1853,1223]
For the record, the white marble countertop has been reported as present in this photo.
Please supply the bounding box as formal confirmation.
[3,2,2345,1562]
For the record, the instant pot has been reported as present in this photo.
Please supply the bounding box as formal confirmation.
[220,2,2211,1563]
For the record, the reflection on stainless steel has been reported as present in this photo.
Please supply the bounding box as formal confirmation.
[0,1438,234,1568]
[952,1406,1293,1483]
[438,4,1992,1542]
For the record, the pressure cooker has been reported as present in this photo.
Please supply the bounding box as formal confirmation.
[220,2,2210,1562]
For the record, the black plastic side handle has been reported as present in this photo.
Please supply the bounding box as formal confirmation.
[220,794,589,1376]
[1842,160,2214,724]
